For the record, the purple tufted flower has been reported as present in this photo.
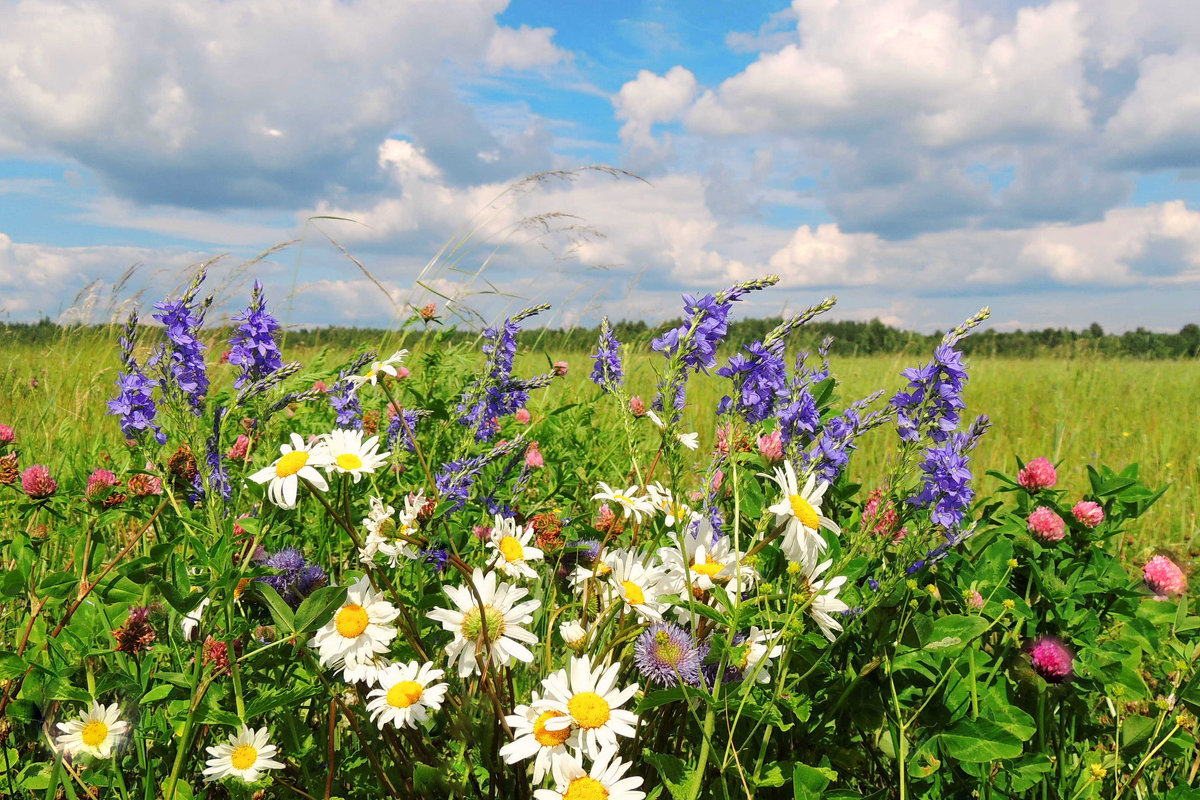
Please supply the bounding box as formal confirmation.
[228,281,284,389]
[590,317,624,392]
[635,623,702,687]
[151,270,211,416]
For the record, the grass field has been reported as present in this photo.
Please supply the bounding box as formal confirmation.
[4,328,1197,556]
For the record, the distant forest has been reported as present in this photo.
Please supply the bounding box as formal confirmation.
[4,316,1200,359]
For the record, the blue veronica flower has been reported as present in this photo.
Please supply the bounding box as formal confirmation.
[151,272,210,416]
[590,317,624,392]
[205,406,231,501]
[228,281,283,389]
[457,304,548,442]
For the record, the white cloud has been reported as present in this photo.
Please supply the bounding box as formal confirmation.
[0,0,570,206]
[614,66,698,154]
[1102,50,1200,169]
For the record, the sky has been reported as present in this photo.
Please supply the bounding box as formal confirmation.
[1,0,1199,334]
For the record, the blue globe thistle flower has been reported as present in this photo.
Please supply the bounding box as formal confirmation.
[254,547,327,608]
[634,623,702,687]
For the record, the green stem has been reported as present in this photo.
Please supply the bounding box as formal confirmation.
[687,701,717,800]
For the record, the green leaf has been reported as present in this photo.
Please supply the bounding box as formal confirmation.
[985,703,1036,742]
[294,585,348,634]
[922,615,988,654]
[140,684,176,706]
[638,687,693,713]
[939,718,1024,762]
[643,750,694,800]
[248,582,295,634]
[793,762,834,800]
[37,571,78,599]
[0,650,27,680]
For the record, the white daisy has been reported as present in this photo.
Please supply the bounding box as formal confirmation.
[735,626,784,684]
[347,350,409,390]
[359,493,422,567]
[366,661,448,730]
[658,520,758,595]
[322,428,389,483]
[181,597,211,642]
[340,653,391,685]
[500,691,572,783]
[763,460,840,567]
[645,482,695,528]
[427,568,541,678]
[310,577,399,676]
[202,726,284,783]
[535,657,639,758]
[55,702,127,759]
[800,559,850,641]
[591,482,654,524]
[569,545,625,591]
[607,551,670,623]
[487,515,544,580]
[248,433,332,510]
[534,747,645,800]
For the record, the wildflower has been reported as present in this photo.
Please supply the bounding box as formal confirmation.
[113,605,157,654]
[717,339,788,423]
[798,560,850,641]
[657,520,756,594]
[524,442,544,469]
[515,408,532,425]
[590,317,624,392]
[629,396,646,417]
[347,351,409,390]
[255,547,328,607]
[226,435,250,461]
[553,361,569,377]
[420,302,437,321]
[764,460,839,567]
[227,281,283,389]
[645,483,696,529]
[151,275,210,416]
[359,494,422,567]
[322,428,389,482]
[0,452,18,485]
[202,636,238,676]
[487,515,545,581]
[56,702,127,759]
[560,619,588,650]
[181,597,211,641]
[645,409,700,451]
[1144,555,1187,598]
[310,577,399,676]
[1072,500,1104,528]
[248,433,333,509]
[757,430,783,463]
[889,315,985,443]
[634,623,701,687]
[536,747,645,800]
[608,551,670,623]
[1027,507,1066,543]
[457,304,549,442]
[0,424,15,445]
[535,656,639,757]
[202,726,284,783]
[966,589,984,611]
[1028,637,1073,683]
[908,434,978,530]
[427,568,541,678]
[736,627,784,683]
[1090,763,1108,781]
[366,662,448,729]
[21,464,57,499]
[592,482,655,524]
[85,468,122,503]
[1018,457,1057,492]
[501,692,572,782]
[127,471,163,497]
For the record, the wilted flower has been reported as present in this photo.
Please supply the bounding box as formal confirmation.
[1018,457,1057,492]
[1144,555,1186,598]
[1072,500,1104,528]
[0,452,19,485]
[21,464,57,499]
[127,472,163,497]
[1029,637,1073,683]
[86,469,122,502]
[113,605,157,655]
[1027,507,1066,543]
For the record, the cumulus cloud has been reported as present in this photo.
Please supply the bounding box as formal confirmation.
[0,0,569,208]
[614,66,698,165]
[1102,50,1200,170]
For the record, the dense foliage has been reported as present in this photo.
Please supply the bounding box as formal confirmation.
[1,272,1196,800]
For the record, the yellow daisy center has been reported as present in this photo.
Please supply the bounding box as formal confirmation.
[498,535,525,563]
[621,580,645,606]
[593,561,612,578]
[80,720,108,747]
[335,604,370,638]
[275,450,309,477]
[386,680,424,709]
[461,605,506,642]
[691,556,725,578]
[532,711,571,747]
[336,452,363,471]
[563,776,609,800]
[568,691,611,729]
[789,494,820,530]
[230,744,258,771]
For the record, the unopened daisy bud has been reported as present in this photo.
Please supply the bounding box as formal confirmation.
[560,619,588,651]
[21,464,57,499]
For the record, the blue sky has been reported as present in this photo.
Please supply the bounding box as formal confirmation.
[1,0,1199,333]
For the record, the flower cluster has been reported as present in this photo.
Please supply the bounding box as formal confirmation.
[151,271,211,416]
[590,316,624,392]
[227,281,284,389]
